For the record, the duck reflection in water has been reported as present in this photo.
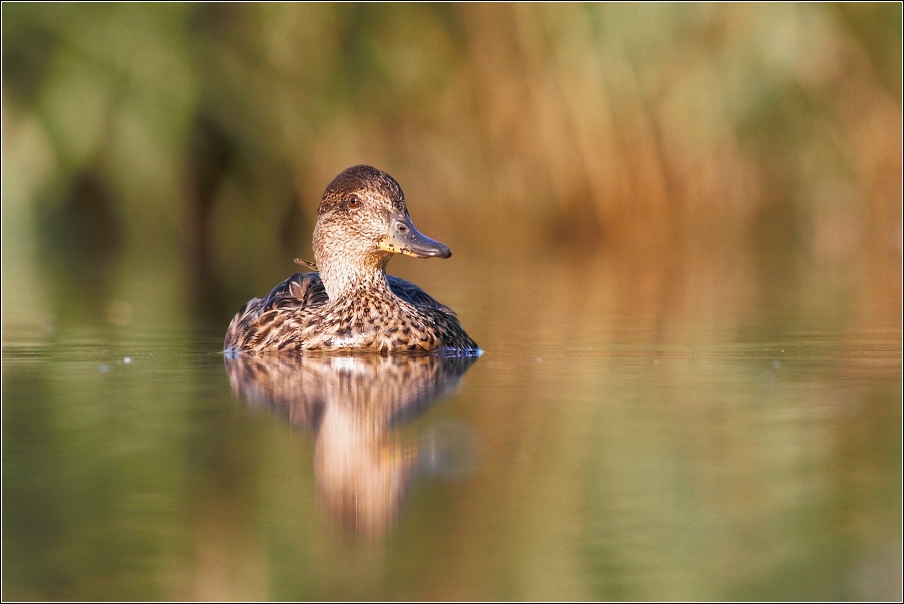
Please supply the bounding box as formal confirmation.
[225,352,478,538]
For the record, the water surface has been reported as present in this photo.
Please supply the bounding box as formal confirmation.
[2,257,901,601]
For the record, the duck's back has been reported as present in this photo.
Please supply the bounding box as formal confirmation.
[224,272,477,354]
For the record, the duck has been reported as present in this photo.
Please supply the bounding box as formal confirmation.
[224,165,479,355]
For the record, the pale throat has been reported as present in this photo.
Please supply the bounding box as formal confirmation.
[315,249,394,302]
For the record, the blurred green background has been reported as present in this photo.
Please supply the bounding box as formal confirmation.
[2,3,902,601]
[3,2,901,331]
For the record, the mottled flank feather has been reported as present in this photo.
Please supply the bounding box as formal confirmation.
[225,271,476,354]
[224,165,478,355]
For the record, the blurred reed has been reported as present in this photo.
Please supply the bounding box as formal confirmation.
[2,3,900,326]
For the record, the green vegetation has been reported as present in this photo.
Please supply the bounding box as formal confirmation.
[3,4,900,327]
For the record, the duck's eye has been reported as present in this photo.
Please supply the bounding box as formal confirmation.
[347,194,360,208]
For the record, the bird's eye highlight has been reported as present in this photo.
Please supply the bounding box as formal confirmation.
[347,194,360,208]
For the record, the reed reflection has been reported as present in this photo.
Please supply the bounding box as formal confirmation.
[225,353,478,538]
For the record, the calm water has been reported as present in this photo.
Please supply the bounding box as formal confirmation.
[2,256,902,601]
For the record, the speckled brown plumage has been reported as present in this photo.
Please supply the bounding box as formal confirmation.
[224,165,479,355]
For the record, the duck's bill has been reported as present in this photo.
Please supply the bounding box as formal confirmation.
[379,214,451,259]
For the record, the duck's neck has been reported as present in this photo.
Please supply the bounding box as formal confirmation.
[317,256,393,302]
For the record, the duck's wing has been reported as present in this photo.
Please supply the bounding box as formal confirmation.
[386,274,458,318]
[258,271,328,311]
[225,272,328,350]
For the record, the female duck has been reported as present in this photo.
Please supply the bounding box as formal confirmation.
[224,165,479,355]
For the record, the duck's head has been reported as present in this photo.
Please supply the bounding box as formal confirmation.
[313,165,450,297]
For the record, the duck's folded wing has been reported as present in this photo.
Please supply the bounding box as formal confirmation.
[258,272,328,311]
[225,272,328,350]
[386,274,458,317]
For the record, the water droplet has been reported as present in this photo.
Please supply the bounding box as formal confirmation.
[123,357,132,364]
